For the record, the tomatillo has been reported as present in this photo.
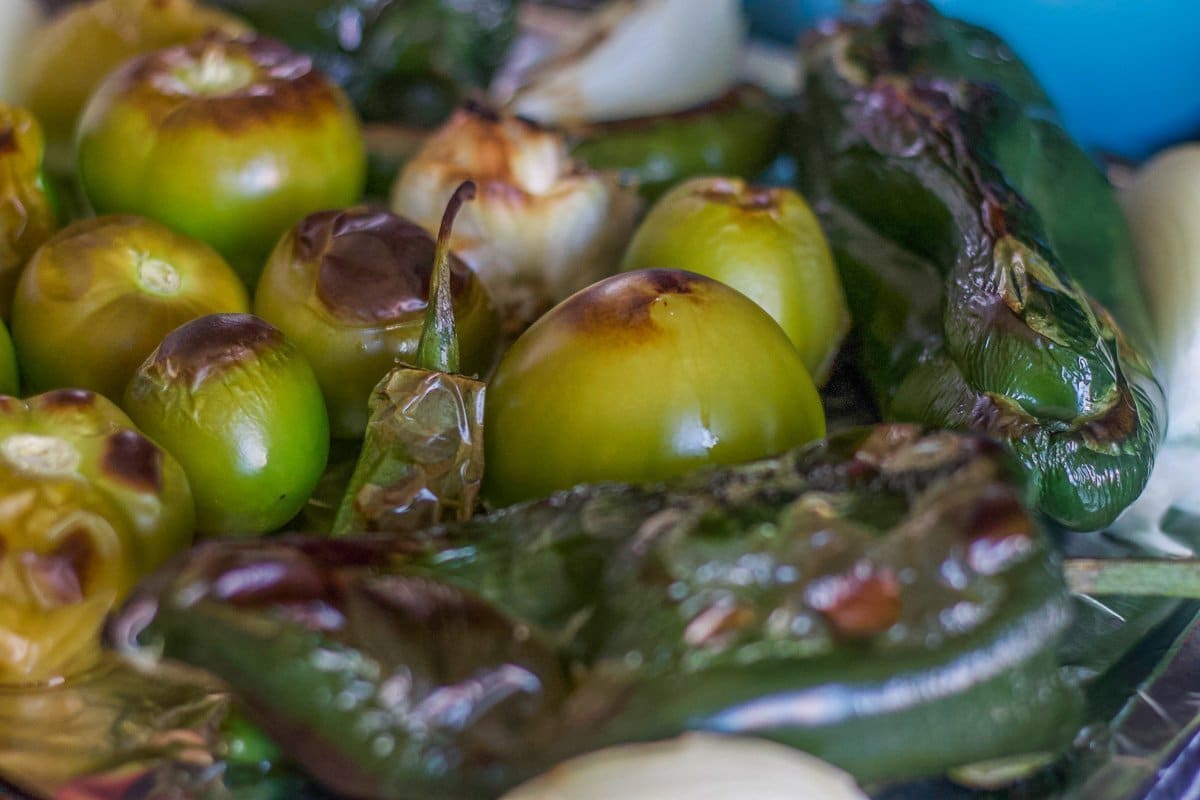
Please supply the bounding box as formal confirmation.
[483,269,826,507]
[77,33,366,285]
[10,215,249,401]
[621,177,850,384]
[254,206,499,439]
[0,320,18,396]
[123,313,329,536]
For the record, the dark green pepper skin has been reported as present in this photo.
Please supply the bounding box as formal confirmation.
[112,425,1080,797]
[795,0,1163,531]
[570,86,784,203]
[209,0,517,126]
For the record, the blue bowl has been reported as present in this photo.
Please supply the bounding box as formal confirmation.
[745,0,1200,159]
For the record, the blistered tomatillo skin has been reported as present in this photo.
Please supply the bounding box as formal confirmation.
[0,389,193,684]
[21,0,249,171]
[124,313,330,536]
[77,34,366,285]
[11,215,248,401]
[483,269,826,507]
[621,177,850,384]
[255,207,499,439]
[0,102,57,320]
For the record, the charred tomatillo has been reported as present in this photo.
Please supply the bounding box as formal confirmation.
[483,269,826,507]
[21,0,248,172]
[77,33,366,285]
[124,313,329,536]
[621,177,850,384]
[0,103,58,320]
[11,215,248,401]
[255,205,498,439]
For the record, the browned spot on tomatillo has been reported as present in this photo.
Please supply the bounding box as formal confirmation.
[696,179,779,212]
[125,34,345,134]
[102,430,163,493]
[25,528,97,606]
[149,313,284,388]
[300,207,471,325]
[0,127,15,155]
[38,389,99,410]
[556,269,707,335]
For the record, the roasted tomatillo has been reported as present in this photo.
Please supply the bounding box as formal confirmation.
[0,389,193,684]
[255,206,498,439]
[11,215,248,400]
[0,102,57,320]
[22,0,248,171]
[77,34,366,285]
[0,321,18,396]
[124,313,328,536]
[484,269,826,507]
[622,177,850,384]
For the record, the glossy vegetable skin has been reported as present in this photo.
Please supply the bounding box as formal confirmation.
[112,425,1080,797]
[0,102,57,319]
[124,314,329,536]
[77,34,366,284]
[483,269,825,506]
[11,215,249,400]
[254,205,499,440]
[621,177,849,383]
[210,0,517,126]
[570,86,783,202]
[795,0,1164,531]
[21,0,248,170]
[1,389,193,685]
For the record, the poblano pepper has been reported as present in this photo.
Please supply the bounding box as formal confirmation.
[209,0,517,126]
[569,86,784,202]
[113,425,1080,798]
[794,0,1164,531]
[332,181,486,535]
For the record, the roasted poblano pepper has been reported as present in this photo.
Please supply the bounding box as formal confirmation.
[113,425,1080,797]
[209,0,517,126]
[333,182,486,535]
[795,0,1164,531]
[569,86,785,202]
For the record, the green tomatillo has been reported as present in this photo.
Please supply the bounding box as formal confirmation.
[255,205,499,439]
[10,215,249,401]
[123,313,329,536]
[0,102,58,320]
[621,177,850,384]
[483,268,826,507]
[77,33,367,285]
[0,388,193,684]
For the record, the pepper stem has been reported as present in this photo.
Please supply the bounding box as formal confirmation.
[417,181,476,374]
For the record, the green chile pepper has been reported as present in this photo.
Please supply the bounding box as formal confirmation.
[332,182,485,535]
[0,102,57,320]
[570,86,784,202]
[113,425,1080,798]
[794,0,1163,531]
[209,0,518,126]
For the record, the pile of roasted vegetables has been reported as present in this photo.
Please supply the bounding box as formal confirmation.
[0,0,1196,797]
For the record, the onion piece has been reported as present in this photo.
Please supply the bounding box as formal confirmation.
[504,0,745,125]
[501,734,869,800]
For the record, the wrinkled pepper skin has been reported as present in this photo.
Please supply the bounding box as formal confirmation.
[0,390,193,685]
[333,367,484,535]
[795,0,1164,531]
[0,103,57,320]
[113,425,1080,797]
[569,86,784,202]
[210,0,517,126]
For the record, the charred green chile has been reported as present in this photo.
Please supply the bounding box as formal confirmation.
[112,425,1080,798]
[569,86,784,202]
[795,0,1163,531]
